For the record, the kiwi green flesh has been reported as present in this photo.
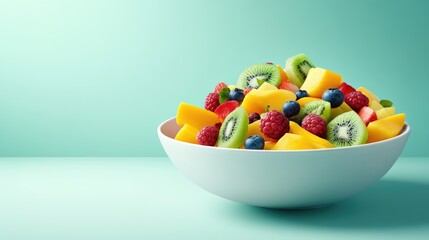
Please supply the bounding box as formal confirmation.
[237,64,281,89]
[218,107,249,148]
[285,54,315,87]
[292,100,331,124]
[294,60,314,82]
[327,111,368,147]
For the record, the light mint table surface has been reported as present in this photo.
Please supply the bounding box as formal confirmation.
[0,157,428,239]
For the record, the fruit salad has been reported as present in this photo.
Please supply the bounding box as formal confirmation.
[174,54,406,150]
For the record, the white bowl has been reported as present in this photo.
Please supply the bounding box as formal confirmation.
[158,118,410,209]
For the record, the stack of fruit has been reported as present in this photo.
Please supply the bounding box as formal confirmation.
[174,54,405,150]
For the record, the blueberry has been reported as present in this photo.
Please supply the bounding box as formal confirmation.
[295,90,309,100]
[322,88,344,108]
[229,88,245,103]
[282,101,300,118]
[244,135,265,150]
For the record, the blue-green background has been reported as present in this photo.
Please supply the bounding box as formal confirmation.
[0,0,427,157]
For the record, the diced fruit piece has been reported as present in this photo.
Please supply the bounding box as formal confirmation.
[176,102,220,129]
[204,92,220,112]
[289,122,334,148]
[241,86,296,114]
[302,114,327,138]
[297,97,320,107]
[282,101,301,118]
[175,124,200,144]
[284,53,315,87]
[293,100,331,123]
[338,82,356,96]
[218,107,249,148]
[327,111,368,147]
[380,99,393,108]
[248,112,261,124]
[322,88,344,108]
[300,67,342,98]
[279,80,300,92]
[229,88,245,103]
[376,107,396,119]
[329,102,353,121]
[237,64,281,89]
[247,120,262,137]
[197,126,219,146]
[214,100,240,121]
[258,82,278,91]
[295,90,309,100]
[367,113,405,143]
[344,91,369,112]
[260,110,290,140]
[244,135,265,150]
[358,106,377,126]
[277,65,288,82]
[214,82,228,93]
[228,85,236,91]
[369,100,384,111]
[272,133,323,150]
[243,88,252,95]
[264,141,276,150]
[356,87,380,103]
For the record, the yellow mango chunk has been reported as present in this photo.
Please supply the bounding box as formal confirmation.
[375,107,396,119]
[176,102,219,129]
[175,124,199,144]
[277,65,288,83]
[297,97,320,107]
[273,133,323,150]
[246,120,276,142]
[369,100,383,111]
[289,122,334,148]
[241,88,296,114]
[300,67,342,98]
[357,87,380,102]
[264,141,276,150]
[330,102,353,121]
[258,82,278,91]
[367,113,405,143]
[241,93,265,114]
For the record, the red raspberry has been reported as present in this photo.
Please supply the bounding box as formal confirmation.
[302,114,327,138]
[260,110,290,140]
[214,82,228,93]
[197,126,219,146]
[204,92,220,112]
[344,91,369,112]
[214,122,222,129]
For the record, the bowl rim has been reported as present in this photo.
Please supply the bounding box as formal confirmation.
[158,117,410,153]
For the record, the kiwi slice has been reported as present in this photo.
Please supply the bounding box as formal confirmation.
[218,107,249,148]
[327,111,368,147]
[284,54,315,88]
[292,100,331,123]
[237,64,281,90]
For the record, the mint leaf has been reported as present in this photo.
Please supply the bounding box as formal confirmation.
[380,99,393,108]
[218,87,230,104]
